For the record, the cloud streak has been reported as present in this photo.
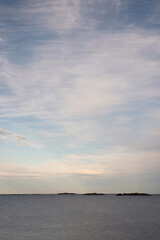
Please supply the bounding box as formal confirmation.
[0,150,159,180]
[0,127,36,147]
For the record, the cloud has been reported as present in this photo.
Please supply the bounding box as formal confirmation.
[0,0,81,37]
[0,0,128,37]
[0,28,160,151]
[0,127,36,147]
[1,30,160,115]
[147,0,160,25]
[0,149,160,180]
[0,128,10,135]
[26,0,81,31]
[0,161,104,180]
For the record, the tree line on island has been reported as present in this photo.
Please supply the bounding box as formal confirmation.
[57,192,151,196]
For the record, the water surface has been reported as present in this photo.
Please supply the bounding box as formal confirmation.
[0,194,160,240]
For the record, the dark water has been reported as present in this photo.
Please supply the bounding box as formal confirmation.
[0,194,160,240]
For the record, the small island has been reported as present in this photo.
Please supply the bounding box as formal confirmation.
[83,193,104,195]
[116,192,151,196]
[57,193,77,195]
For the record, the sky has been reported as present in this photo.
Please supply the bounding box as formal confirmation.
[0,0,160,194]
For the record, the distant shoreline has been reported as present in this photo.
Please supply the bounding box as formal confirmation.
[0,192,153,196]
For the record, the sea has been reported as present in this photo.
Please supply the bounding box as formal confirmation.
[0,194,160,240]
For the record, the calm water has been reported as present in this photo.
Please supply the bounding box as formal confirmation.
[0,194,160,240]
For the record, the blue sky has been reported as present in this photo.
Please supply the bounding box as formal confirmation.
[0,0,160,193]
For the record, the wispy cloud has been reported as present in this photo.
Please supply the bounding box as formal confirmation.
[25,0,81,31]
[0,150,159,180]
[1,31,160,114]
[0,29,160,151]
[0,127,36,147]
